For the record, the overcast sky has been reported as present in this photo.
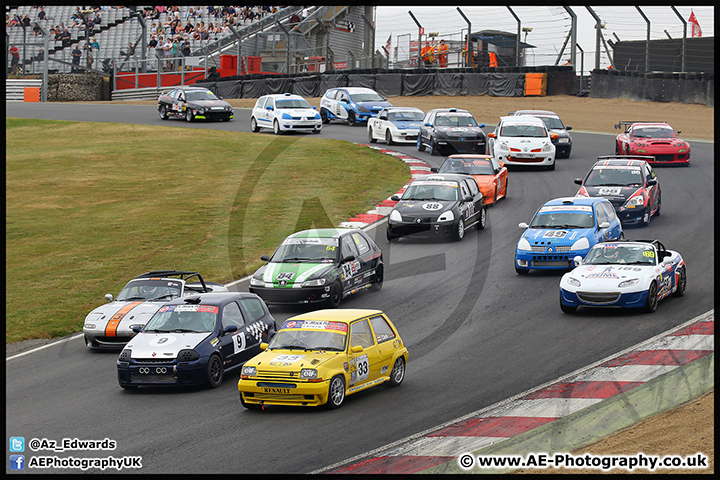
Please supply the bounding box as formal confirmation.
[374,6,714,72]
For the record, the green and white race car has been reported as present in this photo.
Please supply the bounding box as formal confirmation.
[248,228,383,308]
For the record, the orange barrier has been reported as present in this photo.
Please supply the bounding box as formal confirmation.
[24,87,40,102]
[524,73,547,96]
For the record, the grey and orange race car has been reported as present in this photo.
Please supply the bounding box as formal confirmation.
[83,270,227,350]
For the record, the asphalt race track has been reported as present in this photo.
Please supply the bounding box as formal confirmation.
[5,102,714,474]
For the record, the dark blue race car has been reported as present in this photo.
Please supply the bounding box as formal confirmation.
[117,292,276,389]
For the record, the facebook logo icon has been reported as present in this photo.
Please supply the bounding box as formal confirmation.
[10,455,25,470]
[9,437,25,452]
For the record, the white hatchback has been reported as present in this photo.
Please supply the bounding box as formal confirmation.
[250,93,322,134]
[367,107,425,145]
[488,115,558,170]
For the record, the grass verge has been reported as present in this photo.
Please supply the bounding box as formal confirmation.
[5,118,410,343]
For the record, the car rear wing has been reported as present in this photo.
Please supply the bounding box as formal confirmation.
[614,121,666,130]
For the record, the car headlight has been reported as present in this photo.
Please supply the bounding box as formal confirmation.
[558,138,570,144]
[356,105,370,113]
[282,112,293,120]
[517,237,532,251]
[177,349,199,362]
[498,141,509,150]
[314,112,321,120]
[119,349,132,361]
[566,276,581,287]
[542,142,553,152]
[618,278,639,288]
[570,237,590,251]
[395,124,407,130]
[302,278,326,287]
[241,366,257,377]
[389,209,403,222]
[437,210,454,222]
[300,368,318,380]
[626,195,645,207]
[249,277,264,286]
[84,323,96,329]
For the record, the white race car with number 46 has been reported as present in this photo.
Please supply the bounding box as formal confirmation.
[367,107,425,145]
[559,240,686,313]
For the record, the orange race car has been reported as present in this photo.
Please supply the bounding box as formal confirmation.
[431,155,508,206]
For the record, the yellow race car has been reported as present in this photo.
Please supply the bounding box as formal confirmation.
[238,309,408,409]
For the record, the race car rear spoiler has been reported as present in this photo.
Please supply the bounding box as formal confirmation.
[597,155,656,162]
[614,121,666,130]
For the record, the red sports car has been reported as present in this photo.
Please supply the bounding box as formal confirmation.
[614,121,690,166]
[431,154,508,206]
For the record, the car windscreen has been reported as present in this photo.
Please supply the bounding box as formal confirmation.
[401,181,459,202]
[388,110,424,121]
[632,127,676,138]
[268,328,347,351]
[185,90,219,101]
[143,304,218,333]
[117,279,182,301]
[529,212,595,229]
[350,92,385,102]
[271,238,339,263]
[439,159,494,175]
[435,114,478,127]
[276,99,312,109]
[501,124,547,137]
[584,244,657,265]
[584,167,644,186]
[536,116,565,130]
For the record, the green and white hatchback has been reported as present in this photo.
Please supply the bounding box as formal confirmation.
[248,228,383,308]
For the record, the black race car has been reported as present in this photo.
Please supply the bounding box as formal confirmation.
[417,108,487,156]
[157,86,234,122]
[249,228,383,308]
[117,292,276,389]
[386,173,487,241]
[574,155,661,226]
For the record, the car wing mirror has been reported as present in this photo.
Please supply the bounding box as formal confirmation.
[430,167,439,173]
[222,325,238,335]
[599,221,611,229]
[390,194,400,201]
[573,255,583,267]
[574,178,583,185]
[488,132,496,138]
[518,222,529,229]
[566,126,572,130]
[105,293,114,302]
[351,345,364,353]
[478,123,485,128]
[550,133,559,139]
[424,122,432,127]
[260,255,271,262]
[131,325,143,333]
[266,105,273,110]
[260,342,268,351]
[342,254,356,263]
[647,178,657,186]
[312,105,317,110]
[463,195,473,203]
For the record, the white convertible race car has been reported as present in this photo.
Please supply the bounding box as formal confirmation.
[83,270,228,350]
[367,107,425,145]
[559,240,686,313]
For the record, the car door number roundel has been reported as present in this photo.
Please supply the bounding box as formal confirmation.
[350,354,369,385]
[342,260,361,279]
[233,331,246,354]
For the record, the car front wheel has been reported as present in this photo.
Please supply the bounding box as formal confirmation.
[325,375,346,409]
[560,294,577,313]
[644,281,659,313]
[159,105,168,120]
[327,280,342,308]
[452,218,465,241]
[476,206,486,230]
[206,354,223,388]
[673,267,687,297]
[385,130,394,145]
[250,117,260,132]
[417,135,426,152]
[273,120,282,135]
[347,111,356,126]
[368,127,376,143]
[320,107,330,124]
[185,109,194,122]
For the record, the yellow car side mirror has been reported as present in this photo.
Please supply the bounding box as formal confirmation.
[351,345,364,353]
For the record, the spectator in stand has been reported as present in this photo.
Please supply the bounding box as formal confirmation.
[60,28,72,48]
[33,47,45,73]
[289,12,301,27]
[208,6,218,18]
[9,45,20,74]
[92,13,102,29]
[184,19,194,34]
[180,36,191,58]
[154,35,164,70]
[37,7,46,20]
[22,14,31,27]
[163,36,173,71]
[91,37,100,54]
[301,7,309,20]
[71,43,82,73]
[120,42,135,58]
[71,7,82,22]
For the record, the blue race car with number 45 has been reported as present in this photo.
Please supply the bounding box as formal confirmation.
[515,197,623,274]
[559,239,686,313]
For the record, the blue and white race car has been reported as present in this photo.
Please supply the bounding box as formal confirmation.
[367,107,425,145]
[515,197,624,274]
[117,292,277,389]
[319,87,393,125]
[250,93,322,135]
[559,240,686,313]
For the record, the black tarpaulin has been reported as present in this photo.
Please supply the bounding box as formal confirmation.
[374,73,403,98]
[265,76,294,95]
[435,73,463,96]
[320,73,348,92]
[293,75,321,98]
[348,74,375,89]
[215,80,241,99]
[463,73,490,96]
[241,79,266,98]
[488,73,525,97]
[402,73,435,96]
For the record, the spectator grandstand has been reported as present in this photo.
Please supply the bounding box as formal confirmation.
[6,5,283,74]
